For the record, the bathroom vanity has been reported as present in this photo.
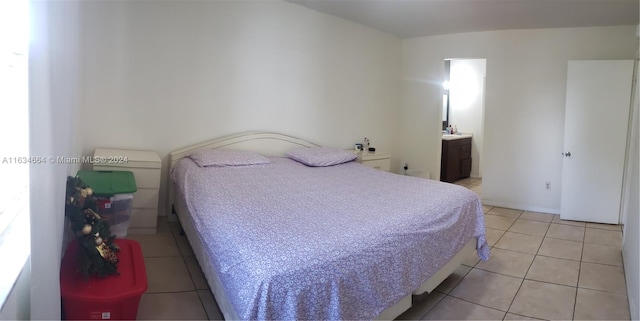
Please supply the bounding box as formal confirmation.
[440,134,472,183]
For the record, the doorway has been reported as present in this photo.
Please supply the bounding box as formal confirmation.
[441,58,487,183]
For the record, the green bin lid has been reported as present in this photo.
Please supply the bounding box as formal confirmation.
[76,170,137,196]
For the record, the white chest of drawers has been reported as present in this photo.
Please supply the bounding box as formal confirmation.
[359,153,391,172]
[93,148,161,235]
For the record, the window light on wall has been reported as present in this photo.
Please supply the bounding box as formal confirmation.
[0,0,30,308]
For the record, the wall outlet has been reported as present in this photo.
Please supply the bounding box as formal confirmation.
[545,182,551,190]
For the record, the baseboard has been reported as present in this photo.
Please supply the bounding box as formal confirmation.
[480,199,560,215]
[623,247,639,321]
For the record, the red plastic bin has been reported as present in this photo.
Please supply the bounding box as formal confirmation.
[60,239,147,320]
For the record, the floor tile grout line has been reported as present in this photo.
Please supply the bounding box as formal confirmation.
[577,284,629,296]
[583,239,624,247]
[137,223,206,317]
[421,262,475,318]
[575,284,630,296]
[496,231,546,250]
[173,221,215,320]
[442,292,510,316]
[584,224,624,232]
[195,289,214,320]
[414,291,446,320]
[531,221,550,257]
[582,241,625,249]
[461,267,582,300]
[490,233,546,257]
[490,244,540,257]
[502,217,551,319]
[544,234,586,243]
[180,224,220,319]
[484,213,523,220]
[580,258,625,267]
[420,189,509,320]
[511,216,554,223]
[429,203,625,320]
[503,311,543,320]
[572,222,588,320]
[551,215,587,228]
[500,213,520,232]
[576,261,628,295]
[553,221,587,228]
[171,228,202,291]
[472,264,581,289]
[489,228,508,248]
[443,265,475,294]
[535,253,581,263]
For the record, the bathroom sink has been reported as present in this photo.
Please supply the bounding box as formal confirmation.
[442,133,472,140]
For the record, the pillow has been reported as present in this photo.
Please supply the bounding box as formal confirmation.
[187,149,271,167]
[285,147,357,167]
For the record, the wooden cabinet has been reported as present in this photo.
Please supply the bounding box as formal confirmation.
[360,153,391,172]
[93,148,161,234]
[440,137,472,183]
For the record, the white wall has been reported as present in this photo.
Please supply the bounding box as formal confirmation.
[622,54,639,321]
[24,1,82,319]
[79,0,402,214]
[449,59,486,178]
[402,26,638,213]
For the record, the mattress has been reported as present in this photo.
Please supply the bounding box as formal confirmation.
[171,157,489,320]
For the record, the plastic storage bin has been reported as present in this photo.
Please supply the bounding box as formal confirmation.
[60,239,147,320]
[77,170,137,237]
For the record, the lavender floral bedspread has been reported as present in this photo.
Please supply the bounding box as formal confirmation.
[171,157,489,320]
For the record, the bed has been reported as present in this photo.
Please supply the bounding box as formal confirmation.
[168,131,489,320]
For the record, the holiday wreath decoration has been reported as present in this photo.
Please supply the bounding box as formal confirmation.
[65,176,120,277]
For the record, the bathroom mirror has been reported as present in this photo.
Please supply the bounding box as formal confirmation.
[442,60,451,130]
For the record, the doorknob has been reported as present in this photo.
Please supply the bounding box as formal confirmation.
[563,152,572,158]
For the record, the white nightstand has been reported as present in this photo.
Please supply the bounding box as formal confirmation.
[93,148,161,235]
[359,152,391,172]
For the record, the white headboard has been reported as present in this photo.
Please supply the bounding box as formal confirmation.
[169,131,321,168]
[168,131,321,216]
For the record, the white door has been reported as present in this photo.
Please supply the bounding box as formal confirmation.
[560,60,634,224]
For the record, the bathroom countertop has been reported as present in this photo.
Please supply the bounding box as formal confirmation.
[442,132,473,141]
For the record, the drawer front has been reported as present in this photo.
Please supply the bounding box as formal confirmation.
[130,208,158,228]
[128,168,161,189]
[447,137,472,147]
[362,158,391,172]
[133,188,159,209]
[361,153,392,162]
[460,144,472,158]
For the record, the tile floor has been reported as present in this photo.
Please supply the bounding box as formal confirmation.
[126,219,223,320]
[129,177,630,320]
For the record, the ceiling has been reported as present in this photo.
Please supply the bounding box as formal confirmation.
[286,0,639,39]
